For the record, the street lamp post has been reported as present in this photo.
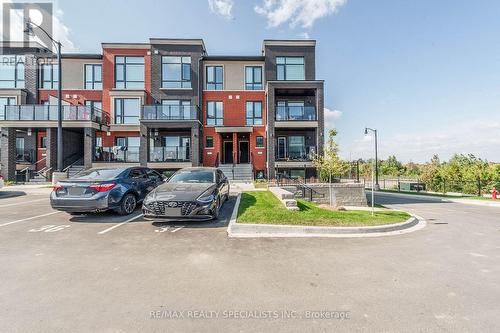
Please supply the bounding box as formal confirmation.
[364,127,379,215]
[364,127,379,190]
[25,21,63,172]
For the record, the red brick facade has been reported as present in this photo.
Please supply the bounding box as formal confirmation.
[202,91,266,174]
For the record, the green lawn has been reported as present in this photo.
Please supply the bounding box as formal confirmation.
[237,191,410,227]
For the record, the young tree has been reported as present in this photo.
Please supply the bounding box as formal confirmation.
[313,129,350,182]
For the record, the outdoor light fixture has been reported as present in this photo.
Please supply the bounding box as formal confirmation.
[364,127,380,215]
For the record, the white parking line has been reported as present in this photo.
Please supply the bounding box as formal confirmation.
[97,213,143,235]
[0,211,62,227]
[170,226,184,233]
[0,198,47,208]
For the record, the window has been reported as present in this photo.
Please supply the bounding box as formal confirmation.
[206,65,223,90]
[85,64,102,89]
[0,55,25,88]
[84,100,102,110]
[276,101,307,121]
[40,136,47,149]
[0,97,16,118]
[115,56,144,89]
[129,168,145,179]
[206,136,214,148]
[161,100,191,119]
[246,101,263,125]
[95,136,102,147]
[276,57,305,80]
[288,136,306,159]
[41,63,59,89]
[245,66,262,90]
[114,98,140,124]
[162,56,191,88]
[206,101,223,125]
[116,137,140,147]
[256,136,264,148]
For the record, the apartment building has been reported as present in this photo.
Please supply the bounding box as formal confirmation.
[0,39,324,182]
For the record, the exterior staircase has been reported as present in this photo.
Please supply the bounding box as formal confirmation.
[218,163,253,182]
[67,164,85,178]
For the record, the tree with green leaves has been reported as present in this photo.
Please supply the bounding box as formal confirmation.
[313,129,350,182]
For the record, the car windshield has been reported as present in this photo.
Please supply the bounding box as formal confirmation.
[73,169,123,181]
[168,170,215,183]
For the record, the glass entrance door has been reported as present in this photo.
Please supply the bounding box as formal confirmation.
[277,137,287,159]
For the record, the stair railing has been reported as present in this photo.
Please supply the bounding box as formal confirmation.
[18,157,47,182]
[277,173,324,201]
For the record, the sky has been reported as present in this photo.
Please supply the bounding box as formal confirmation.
[2,0,500,163]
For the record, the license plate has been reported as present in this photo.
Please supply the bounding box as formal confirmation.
[164,207,182,216]
[68,187,86,196]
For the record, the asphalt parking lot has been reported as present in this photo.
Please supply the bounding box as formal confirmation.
[0,188,499,332]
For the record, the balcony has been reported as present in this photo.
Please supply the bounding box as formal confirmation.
[2,105,110,126]
[276,145,317,162]
[276,106,316,121]
[149,146,190,162]
[94,147,140,163]
[141,105,198,121]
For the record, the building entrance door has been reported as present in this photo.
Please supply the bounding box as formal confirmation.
[223,141,233,164]
[239,141,249,163]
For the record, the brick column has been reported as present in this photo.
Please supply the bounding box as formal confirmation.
[83,128,95,169]
[232,132,237,164]
[46,128,57,174]
[0,127,17,181]
[139,124,148,167]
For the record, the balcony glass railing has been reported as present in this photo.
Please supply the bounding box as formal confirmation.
[149,146,190,162]
[276,146,317,161]
[94,146,140,163]
[2,105,110,125]
[276,106,316,121]
[142,105,198,121]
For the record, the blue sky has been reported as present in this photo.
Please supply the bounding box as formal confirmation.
[11,0,500,162]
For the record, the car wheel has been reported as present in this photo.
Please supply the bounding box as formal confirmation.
[116,193,137,215]
[212,197,220,220]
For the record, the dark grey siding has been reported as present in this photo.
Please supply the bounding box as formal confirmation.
[263,45,316,81]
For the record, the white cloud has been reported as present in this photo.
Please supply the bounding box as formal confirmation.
[345,121,500,163]
[0,0,77,52]
[208,0,234,19]
[255,0,346,28]
[296,31,310,39]
[324,107,342,130]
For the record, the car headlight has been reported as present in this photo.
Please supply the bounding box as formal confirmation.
[144,192,155,205]
[197,193,215,204]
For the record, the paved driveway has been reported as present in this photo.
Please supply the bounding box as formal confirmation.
[0,188,498,332]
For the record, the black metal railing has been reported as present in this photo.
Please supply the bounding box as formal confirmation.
[2,105,110,125]
[141,105,198,121]
[276,106,316,121]
[93,146,140,163]
[276,173,325,201]
[276,145,316,161]
[149,146,190,162]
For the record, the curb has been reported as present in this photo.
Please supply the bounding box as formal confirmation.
[227,193,426,238]
[376,191,500,208]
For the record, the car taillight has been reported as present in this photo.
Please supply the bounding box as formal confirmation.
[53,184,63,191]
[89,183,116,192]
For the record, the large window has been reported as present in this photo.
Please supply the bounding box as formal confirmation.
[276,57,305,80]
[245,66,262,90]
[288,136,306,159]
[41,63,59,89]
[162,56,191,88]
[256,136,264,148]
[246,101,262,125]
[114,98,140,124]
[161,100,191,119]
[206,101,223,125]
[206,65,223,90]
[276,101,306,121]
[115,56,144,89]
[0,55,25,88]
[85,64,102,89]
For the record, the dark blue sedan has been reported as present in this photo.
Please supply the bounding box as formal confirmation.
[50,167,164,215]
